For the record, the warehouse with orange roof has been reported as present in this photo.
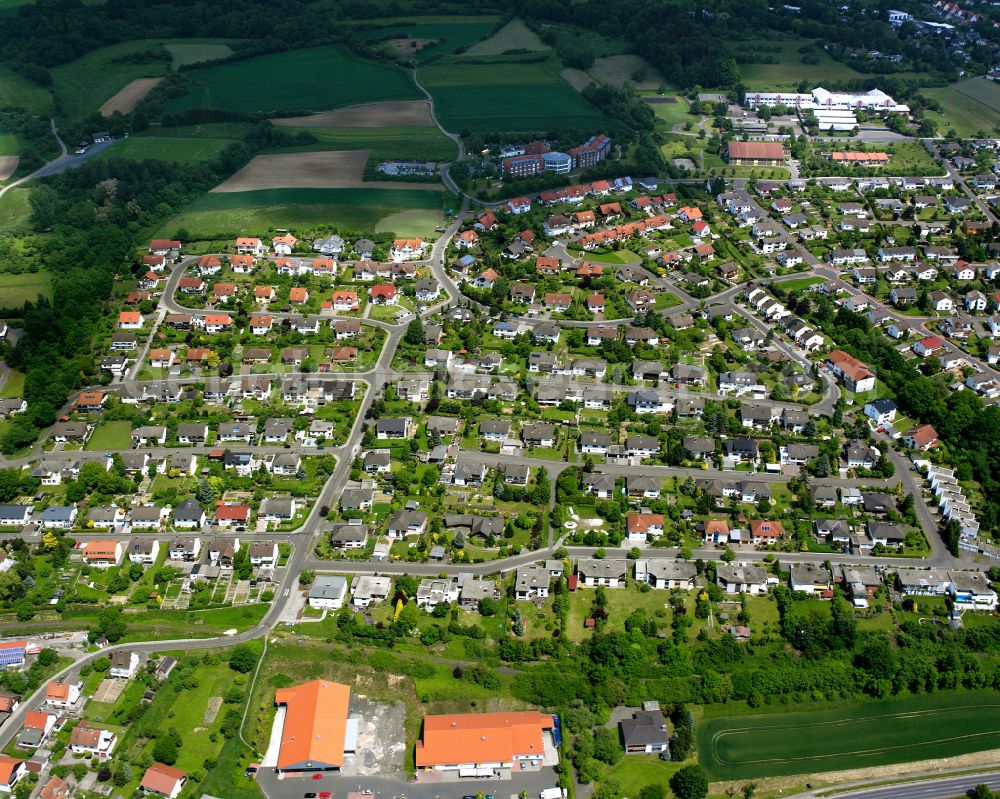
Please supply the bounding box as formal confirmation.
[268,680,356,773]
[415,711,557,774]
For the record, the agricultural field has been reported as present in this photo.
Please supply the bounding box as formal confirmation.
[922,77,1000,137]
[356,18,499,61]
[164,45,421,115]
[211,151,444,191]
[463,18,549,56]
[99,77,164,116]
[0,64,51,111]
[158,187,446,241]
[51,39,173,121]
[727,35,866,90]
[97,135,234,163]
[698,690,1000,780]
[418,54,617,133]
[271,125,456,161]
[0,270,52,308]
[165,41,234,69]
[274,100,433,127]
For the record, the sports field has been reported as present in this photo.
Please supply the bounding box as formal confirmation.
[0,64,51,111]
[923,78,1000,137]
[0,271,53,307]
[159,187,445,239]
[419,55,616,132]
[698,690,1000,780]
[164,45,421,115]
[97,135,234,163]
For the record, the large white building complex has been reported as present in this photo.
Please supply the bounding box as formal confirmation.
[743,87,910,131]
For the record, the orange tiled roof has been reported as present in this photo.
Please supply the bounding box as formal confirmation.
[274,680,350,770]
[416,711,551,768]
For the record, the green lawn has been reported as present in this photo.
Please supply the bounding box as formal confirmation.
[84,420,133,450]
[642,93,694,128]
[50,39,172,121]
[165,45,421,114]
[698,690,1000,780]
[776,276,824,292]
[274,125,457,161]
[0,64,51,111]
[0,190,33,235]
[160,187,445,240]
[0,134,17,157]
[0,271,53,308]
[580,249,642,264]
[922,77,1000,137]
[165,41,234,69]
[98,135,235,163]
[1,371,25,399]
[603,752,685,795]
[419,54,616,133]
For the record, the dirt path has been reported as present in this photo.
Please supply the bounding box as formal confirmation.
[211,151,443,192]
[273,100,434,128]
[100,77,164,117]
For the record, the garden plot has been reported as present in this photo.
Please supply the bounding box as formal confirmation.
[93,678,127,704]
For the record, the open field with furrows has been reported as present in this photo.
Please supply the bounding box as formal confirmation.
[0,271,53,308]
[274,100,433,127]
[97,135,235,163]
[99,77,164,116]
[0,157,18,181]
[697,690,1000,780]
[419,54,617,132]
[0,64,51,112]
[158,187,446,239]
[51,40,174,121]
[164,45,421,115]
[211,151,444,192]
[269,125,456,161]
[922,77,1000,137]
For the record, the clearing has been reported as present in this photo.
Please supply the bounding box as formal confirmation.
[0,64,51,112]
[164,45,421,115]
[353,18,499,62]
[0,190,31,235]
[165,42,233,69]
[0,157,18,181]
[463,18,549,56]
[587,54,665,90]
[274,100,433,128]
[698,690,1000,780]
[85,420,134,451]
[0,271,53,308]
[99,77,164,116]
[211,151,442,192]
[97,135,233,163]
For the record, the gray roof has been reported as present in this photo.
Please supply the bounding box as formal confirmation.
[309,575,348,601]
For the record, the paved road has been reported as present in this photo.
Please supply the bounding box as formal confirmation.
[0,122,115,199]
[789,770,1000,799]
